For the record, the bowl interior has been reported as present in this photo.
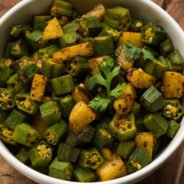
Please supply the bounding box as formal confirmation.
[0,0,184,184]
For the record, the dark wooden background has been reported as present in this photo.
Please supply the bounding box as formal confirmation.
[0,0,184,184]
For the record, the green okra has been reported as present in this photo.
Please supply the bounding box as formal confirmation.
[73,166,97,182]
[66,56,90,77]
[144,113,169,138]
[12,123,40,147]
[40,101,61,126]
[158,56,173,70]
[60,31,81,48]
[109,113,137,141]
[0,124,16,145]
[63,19,80,33]
[140,86,164,112]
[168,49,184,71]
[57,143,80,163]
[10,25,32,38]
[78,148,104,170]
[51,0,73,17]
[135,118,147,132]
[44,119,68,145]
[5,109,27,130]
[163,100,184,121]
[99,25,120,42]
[42,58,65,79]
[142,23,167,45]
[27,31,47,50]
[128,148,152,173]
[167,120,180,138]
[131,102,141,118]
[5,40,28,59]
[29,142,52,171]
[91,36,114,56]
[93,128,114,149]
[116,141,136,159]
[49,158,73,180]
[160,39,174,55]
[0,108,9,122]
[15,93,39,115]
[51,74,74,96]
[0,88,15,110]
[33,16,52,31]
[104,6,132,31]
[16,148,29,164]
[0,65,13,86]
[59,95,75,118]
[130,20,143,32]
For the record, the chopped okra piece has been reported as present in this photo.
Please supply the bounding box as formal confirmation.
[5,109,27,130]
[18,64,39,83]
[93,128,114,149]
[128,148,152,172]
[53,42,93,63]
[69,101,96,135]
[27,31,47,50]
[142,23,167,45]
[160,39,174,55]
[144,113,169,138]
[141,85,164,112]
[29,142,52,171]
[73,166,97,182]
[130,20,143,32]
[60,31,81,48]
[63,19,80,33]
[168,49,184,71]
[0,124,16,145]
[30,74,48,102]
[0,108,9,122]
[15,93,39,115]
[38,45,60,59]
[10,25,32,38]
[163,100,184,121]
[40,101,61,126]
[116,141,136,159]
[109,113,137,141]
[51,74,74,96]
[104,6,132,31]
[132,102,141,118]
[0,88,15,110]
[12,123,40,147]
[44,119,68,145]
[5,40,28,59]
[78,148,104,170]
[57,143,80,163]
[0,62,13,86]
[16,148,29,164]
[135,132,155,157]
[33,16,52,31]
[167,120,180,138]
[159,56,173,70]
[42,58,65,79]
[50,0,73,17]
[96,153,127,181]
[99,26,120,42]
[66,57,90,77]
[49,158,73,180]
[91,36,114,57]
[59,95,75,118]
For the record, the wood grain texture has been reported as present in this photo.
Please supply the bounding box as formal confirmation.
[0,0,184,184]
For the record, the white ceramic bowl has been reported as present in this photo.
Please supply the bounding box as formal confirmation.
[0,0,184,184]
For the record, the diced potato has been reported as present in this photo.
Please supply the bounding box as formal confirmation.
[82,3,105,20]
[69,101,96,135]
[135,132,155,157]
[72,84,90,103]
[114,84,136,115]
[42,17,64,41]
[101,148,113,161]
[118,32,143,48]
[53,42,93,63]
[96,154,127,181]
[30,74,48,102]
[127,68,156,89]
[88,57,104,74]
[163,71,184,99]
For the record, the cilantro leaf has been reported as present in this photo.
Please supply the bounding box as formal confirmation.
[110,83,127,98]
[89,97,111,112]
[141,49,155,60]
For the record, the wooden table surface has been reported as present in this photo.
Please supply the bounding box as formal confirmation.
[0,0,184,184]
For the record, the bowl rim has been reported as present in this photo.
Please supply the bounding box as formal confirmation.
[0,0,184,184]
